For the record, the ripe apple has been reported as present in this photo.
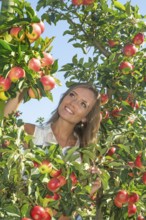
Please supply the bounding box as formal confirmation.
[133,33,145,45]
[128,100,139,110]
[114,197,123,208]
[137,214,145,220]
[0,76,11,92]
[26,23,42,42]
[70,172,78,185]
[50,168,62,178]
[111,107,122,117]
[47,177,61,192]
[0,91,8,100]
[100,94,109,105]
[8,66,25,82]
[72,0,83,5]
[10,27,25,41]
[108,39,119,47]
[41,52,54,67]
[128,203,137,217]
[28,88,41,99]
[57,175,67,187]
[83,0,94,5]
[40,75,55,91]
[134,154,143,168]
[28,58,41,72]
[128,193,139,204]
[115,190,128,204]
[39,160,52,174]
[107,147,116,156]
[46,192,60,200]
[37,21,45,34]
[123,43,138,57]
[119,61,134,74]
[142,172,146,185]
[30,205,46,220]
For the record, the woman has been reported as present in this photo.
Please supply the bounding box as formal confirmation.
[4,82,101,219]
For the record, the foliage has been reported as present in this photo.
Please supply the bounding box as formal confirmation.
[0,0,146,219]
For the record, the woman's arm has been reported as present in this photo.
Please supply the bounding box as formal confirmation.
[4,91,24,117]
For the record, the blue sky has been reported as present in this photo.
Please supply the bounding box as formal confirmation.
[19,0,146,124]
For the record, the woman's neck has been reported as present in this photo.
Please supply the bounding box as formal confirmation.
[51,118,77,147]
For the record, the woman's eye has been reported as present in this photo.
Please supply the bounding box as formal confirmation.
[69,92,75,97]
[81,102,87,108]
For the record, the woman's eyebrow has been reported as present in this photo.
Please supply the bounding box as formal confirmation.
[72,90,89,104]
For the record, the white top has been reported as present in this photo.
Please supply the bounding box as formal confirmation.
[33,123,81,162]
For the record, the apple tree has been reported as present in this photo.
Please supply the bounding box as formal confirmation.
[0,0,146,219]
[35,0,146,219]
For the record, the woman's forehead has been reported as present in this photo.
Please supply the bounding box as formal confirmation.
[71,87,96,101]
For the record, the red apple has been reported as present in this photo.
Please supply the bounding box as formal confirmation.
[142,172,146,185]
[72,0,83,5]
[8,66,25,82]
[50,168,62,178]
[134,154,143,168]
[128,193,139,203]
[26,23,42,42]
[0,76,11,91]
[70,172,78,185]
[115,190,128,204]
[41,52,54,67]
[133,33,145,45]
[128,203,137,217]
[57,175,67,187]
[28,88,41,99]
[137,214,145,220]
[119,61,134,74]
[37,21,45,34]
[40,75,55,91]
[128,100,139,110]
[83,0,94,5]
[47,177,61,192]
[30,205,46,220]
[123,43,138,57]
[39,160,52,174]
[46,192,60,200]
[111,107,122,117]
[10,27,25,41]
[100,94,109,105]
[28,58,41,72]
[108,39,119,47]
[44,208,53,220]
[114,197,123,208]
[107,147,116,156]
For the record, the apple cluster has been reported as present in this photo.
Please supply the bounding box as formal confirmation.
[21,159,78,220]
[72,0,94,6]
[114,190,145,218]
[0,20,57,102]
[108,33,145,75]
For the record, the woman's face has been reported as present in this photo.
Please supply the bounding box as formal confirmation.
[58,87,96,125]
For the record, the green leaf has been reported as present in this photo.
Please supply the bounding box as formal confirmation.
[114,1,125,11]
[0,39,12,51]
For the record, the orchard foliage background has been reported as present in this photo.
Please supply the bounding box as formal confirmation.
[0,0,146,219]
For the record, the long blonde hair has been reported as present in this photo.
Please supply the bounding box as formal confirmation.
[48,83,101,147]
